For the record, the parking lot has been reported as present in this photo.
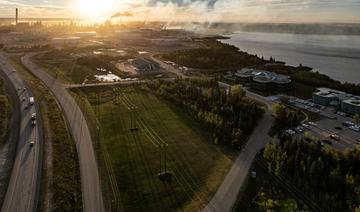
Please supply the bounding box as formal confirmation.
[286,97,360,151]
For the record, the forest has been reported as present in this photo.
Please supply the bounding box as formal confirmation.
[160,38,266,70]
[262,138,360,211]
[148,79,265,148]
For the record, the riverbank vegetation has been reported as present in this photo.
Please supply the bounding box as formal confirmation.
[160,37,266,70]
[148,79,265,148]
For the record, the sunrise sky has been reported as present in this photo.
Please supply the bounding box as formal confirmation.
[0,0,359,23]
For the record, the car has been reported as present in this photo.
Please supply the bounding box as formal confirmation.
[285,129,296,135]
[29,140,35,147]
[22,97,26,102]
[308,122,317,126]
[31,120,36,127]
[23,87,26,91]
[302,123,310,128]
[31,113,36,120]
[349,126,360,132]
[330,134,340,141]
[335,126,343,130]
[294,126,304,133]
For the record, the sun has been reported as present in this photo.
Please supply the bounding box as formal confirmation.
[78,0,114,19]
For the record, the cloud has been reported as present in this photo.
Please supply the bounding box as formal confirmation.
[0,0,359,23]
[148,0,218,8]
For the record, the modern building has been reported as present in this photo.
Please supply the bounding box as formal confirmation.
[312,88,360,114]
[235,68,292,92]
[342,97,360,115]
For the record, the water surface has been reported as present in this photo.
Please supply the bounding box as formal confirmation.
[221,31,360,84]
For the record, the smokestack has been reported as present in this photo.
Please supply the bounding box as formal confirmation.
[16,8,18,26]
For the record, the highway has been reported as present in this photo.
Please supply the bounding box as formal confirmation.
[0,52,43,212]
[21,53,104,212]
[202,89,275,212]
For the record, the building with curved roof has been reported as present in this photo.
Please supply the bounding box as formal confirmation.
[235,68,292,91]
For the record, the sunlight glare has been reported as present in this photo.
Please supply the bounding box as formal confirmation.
[79,0,114,19]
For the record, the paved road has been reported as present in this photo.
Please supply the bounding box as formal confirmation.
[21,53,104,212]
[0,53,43,212]
[202,89,275,212]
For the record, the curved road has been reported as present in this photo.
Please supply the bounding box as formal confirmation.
[0,53,43,212]
[21,53,104,212]
[202,89,275,212]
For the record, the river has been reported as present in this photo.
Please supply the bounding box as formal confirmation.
[220,31,360,84]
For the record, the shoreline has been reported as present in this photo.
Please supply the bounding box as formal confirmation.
[219,32,360,84]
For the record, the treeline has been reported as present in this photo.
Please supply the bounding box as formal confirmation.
[271,103,302,135]
[263,138,360,211]
[161,38,266,70]
[148,79,265,148]
[258,64,360,96]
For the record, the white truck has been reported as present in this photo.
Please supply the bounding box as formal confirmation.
[29,97,35,105]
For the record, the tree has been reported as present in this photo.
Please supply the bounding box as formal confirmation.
[231,85,246,99]
[279,95,290,104]
[272,103,287,118]
[353,114,360,125]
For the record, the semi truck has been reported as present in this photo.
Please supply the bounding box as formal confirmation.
[29,97,34,105]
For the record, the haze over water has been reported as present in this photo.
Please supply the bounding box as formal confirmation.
[221,31,360,84]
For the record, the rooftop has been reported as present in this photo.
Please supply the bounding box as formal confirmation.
[343,96,360,107]
[314,88,352,100]
[235,68,291,84]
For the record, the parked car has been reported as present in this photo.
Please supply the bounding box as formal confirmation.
[349,126,360,132]
[285,129,296,135]
[302,123,310,128]
[343,121,354,126]
[308,122,317,126]
[29,140,35,147]
[330,134,340,141]
[335,126,343,130]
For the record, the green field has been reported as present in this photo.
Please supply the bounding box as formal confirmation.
[84,86,234,211]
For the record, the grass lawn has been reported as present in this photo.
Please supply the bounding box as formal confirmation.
[83,86,234,211]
